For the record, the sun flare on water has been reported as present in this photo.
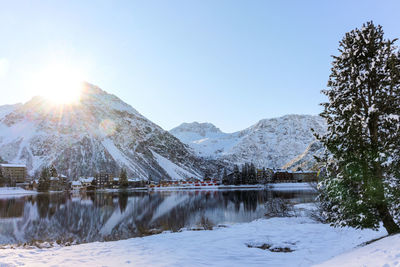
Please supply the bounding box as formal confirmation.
[32,63,86,105]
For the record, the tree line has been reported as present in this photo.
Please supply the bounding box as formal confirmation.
[221,163,269,185]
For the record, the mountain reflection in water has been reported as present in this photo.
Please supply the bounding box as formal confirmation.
[0,189,316,245]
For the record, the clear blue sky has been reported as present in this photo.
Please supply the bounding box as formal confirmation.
[0,1,399,132]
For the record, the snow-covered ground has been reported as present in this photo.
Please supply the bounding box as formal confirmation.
[0,187,37,199]
[150,184,265,191]
[315,234,400,267]
[267,182,315,191]
[0,204,386,266]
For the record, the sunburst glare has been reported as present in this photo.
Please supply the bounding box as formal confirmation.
[31,63,86,105]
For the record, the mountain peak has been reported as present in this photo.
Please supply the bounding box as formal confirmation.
[0,83,206,180]
[171,114,327,168]
[170,122,223,137]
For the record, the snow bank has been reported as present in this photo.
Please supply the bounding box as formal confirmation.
[268,182,315,191]
[314,234,400,267]
[0,187,37,199]
[151,185,265,191]
[0,214,385,266]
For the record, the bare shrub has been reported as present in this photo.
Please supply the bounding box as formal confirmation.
[264,198,294,218]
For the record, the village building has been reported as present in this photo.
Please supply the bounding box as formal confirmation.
[48,175,69,191]
[71,180,82,191]
[49,177,61,191]
[292,171,318,183]
[272,169,294,182]
[272,169,318,183]
[95,172,113,188]
[29,179,39,190]
[0,164,27,184]
[79,177,95,187]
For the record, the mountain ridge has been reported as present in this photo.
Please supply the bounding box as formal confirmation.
[0,83,207,180]
[170,114,327,169]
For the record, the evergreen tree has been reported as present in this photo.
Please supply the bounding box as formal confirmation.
[119,168,129,188]
[49,165,58,178]
[37,167,50,192]
[260,167,266,184]
[59,175,69,191]
[249,163,257,184]
[233,165,240,185]
[216,168,222,183]
[222,168,229,185]
[0,167,12,187]
[241,164,248,184]
[316,21,400,234]
[0,167,4,187]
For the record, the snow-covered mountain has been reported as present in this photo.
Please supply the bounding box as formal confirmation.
[170,115,327,169]
[0,83,205,180]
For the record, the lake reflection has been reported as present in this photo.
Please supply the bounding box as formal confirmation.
[0,189,316,245]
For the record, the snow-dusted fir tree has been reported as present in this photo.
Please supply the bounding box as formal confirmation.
[233,165,240,185]
[38,167,50,192]
[49,165,58,178]
[317,21,400,234]
[222,168,228,185]
[119,168,128,188]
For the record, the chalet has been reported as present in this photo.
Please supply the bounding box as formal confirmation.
[49,175,69,191]
[49,177,61,191]
[29,179,39,190]
[71,180,82,191]
[80,177,95,187]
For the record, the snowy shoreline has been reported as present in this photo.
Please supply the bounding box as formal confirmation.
[0,203,387,266]
[0,187,37,199]
[149,184,266,191]
[267,182,315,191]
[136,183,314,192]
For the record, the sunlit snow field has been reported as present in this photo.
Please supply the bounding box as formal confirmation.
[0,203,387,267]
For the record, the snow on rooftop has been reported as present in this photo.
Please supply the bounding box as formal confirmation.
[0,164,26,168]
[79,177,94,183]
[113,177,142,182]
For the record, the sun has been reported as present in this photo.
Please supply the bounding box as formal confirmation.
[32,63,86,105]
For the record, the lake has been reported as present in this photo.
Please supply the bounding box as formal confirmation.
[0,189,316,246]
